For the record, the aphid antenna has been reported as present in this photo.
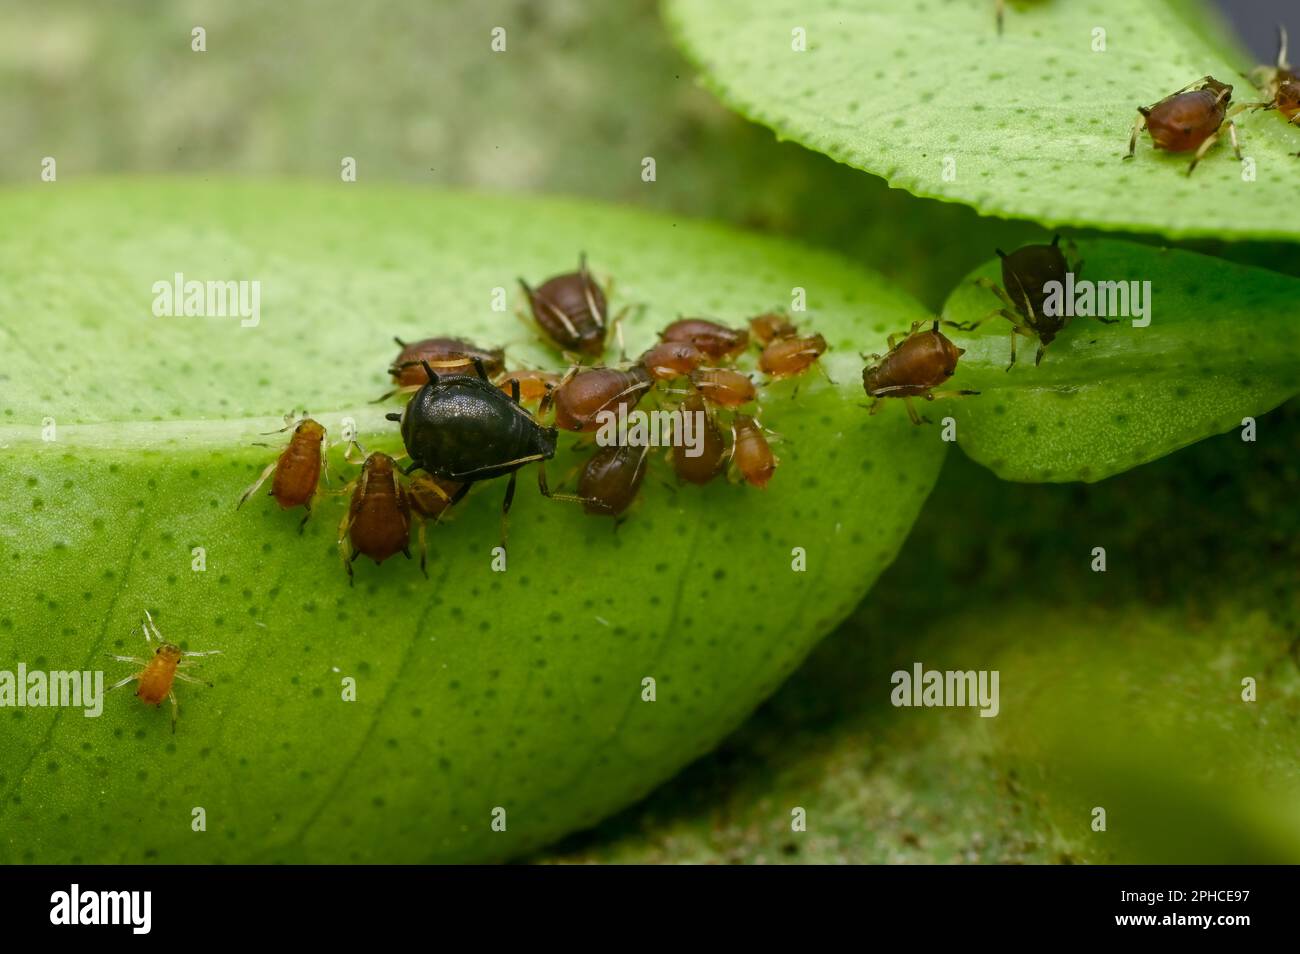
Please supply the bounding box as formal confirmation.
[1279,23,1291,72]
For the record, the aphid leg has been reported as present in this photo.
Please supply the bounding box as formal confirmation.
[168,690,179,734]
[537,460,590,505]
[538,364,581,417]
[173,672,213,688]
[1187,127,1224,175]
[867,399,883,417]
[1125,111,1147,160]
[298,499,313,534]
[901,397,924,426]
[105,652,147,664]
[319,432,331,488]
[1006,327,1020,371]
[106,673,139,692]
[337,507,355,583]
[236,461,277,510]
[499,469,518,553]
[417,518,429,578]
[975,277,1021,314]
[180,649,222,658]
[1034,340,1047,366]
[1228,119,1242,161]
[929,389,981,400]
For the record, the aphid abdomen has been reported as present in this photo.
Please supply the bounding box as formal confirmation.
[579,444,648,516]
[732,415,776,489]
[552,367,652,432]
[350,479,411,564]
[136,654,178,705]
[271,432,323,509]
[672,394,726,485]
[1147,90,1224,152]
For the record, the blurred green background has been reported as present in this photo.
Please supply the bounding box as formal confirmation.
[4,0,1298,862]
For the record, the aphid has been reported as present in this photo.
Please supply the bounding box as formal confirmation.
[338,450,412,583]
[954,235,1116,368]
[672,392,727,485]
[519,254,614,357]
[237,414,328,531]
[498,369,561,405]
[545,365,654,432]
[408,472,464,574]
[689,367,756,408]
[386,359,577,549]
[1125,75,1242,175]
[862,321,978,425]
[1246,25,1300,125]
[578,443,650,518]
[659,318,749,361]
[375,336,505,402]
[759,333,828,380]
[730,414,777,489]
[106,611,220,734]
[638,340,704,381]
[748,311,798,346]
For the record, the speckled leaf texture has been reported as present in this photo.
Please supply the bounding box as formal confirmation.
[940,239,1300,482]
[0,181,946,863]
[665,0,1300,241]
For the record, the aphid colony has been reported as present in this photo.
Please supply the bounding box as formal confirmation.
[238,257,835,580]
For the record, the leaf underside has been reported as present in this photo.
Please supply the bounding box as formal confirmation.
[666,0,1300,241]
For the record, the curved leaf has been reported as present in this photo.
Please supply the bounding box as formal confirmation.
[939,239,1300,482]
[666,0,1300,241]
[0,180,944,863]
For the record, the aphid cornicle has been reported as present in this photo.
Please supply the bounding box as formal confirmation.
[237,414,328,531]
[1125,75,1243,175]
[579,443,650,518]
[862,321,979,425]
[106,611,220,734]
[672,392,727,485]
[659,318,749,361]
[953,235,1116,368]
[519,254,613,357]
[545,365,653,432]
[730,414,777,489]
[386,358,576,549]
[338,450,412,584]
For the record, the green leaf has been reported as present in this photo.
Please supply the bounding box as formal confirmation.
[0,180,944,863]
[665,0,1300,241]
[539,415,1300,863]
[939,239,1300,482]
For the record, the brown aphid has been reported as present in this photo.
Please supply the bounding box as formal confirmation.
[579,443,650,518]
[106,611,220,734]
[498,369,561,404]
[1247,25,1300,124]
[338,451,413,583]
[759,333,828,379]
[546,365,654,432]
[1125,76,1242,175]
[731,414,777,489]
[862,321,978,425]
[690,367,756,409]
[748,311,798,346]
[519,253,611,357]
[638,340,704,381]
[953,235,1115,368]
[375,336,505,402]
[672,392,727,485]
[407,472,465,575]
[660,318,749,360]
[237,415,329,531]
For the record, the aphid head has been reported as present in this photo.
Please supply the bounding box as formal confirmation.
[1203,77,1232,103]
[295,419,327,442]
[155,643,183,662]
[364,452,396,477]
